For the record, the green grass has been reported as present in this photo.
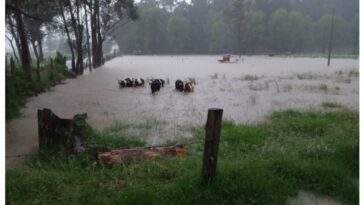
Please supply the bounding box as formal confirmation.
[6,109,358,205]
[321,102,343,108]
[241,74,259,81]
[6,53,70,120]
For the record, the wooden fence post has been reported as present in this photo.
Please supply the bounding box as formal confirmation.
[5,54,8,68]
[202,108,223,184]
[10,57,15,78]
[50,58,54,81]
[327,8,335,66]
[36,58,40,82]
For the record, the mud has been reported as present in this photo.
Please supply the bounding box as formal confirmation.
[6,55,359,167]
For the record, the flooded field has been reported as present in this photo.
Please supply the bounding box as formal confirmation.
[6,55,359,165]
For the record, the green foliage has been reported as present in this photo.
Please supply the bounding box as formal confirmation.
[321,102,343,108]
[208,20,234,53]
[113,1,358,55]
[6,110,358,205]
[6,53,68,120]
[167,13,190,52]
[242,10,266,52]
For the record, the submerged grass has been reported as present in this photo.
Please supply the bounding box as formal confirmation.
[6,52,71,120]
[321,102,343,108]
[6,109,358,205]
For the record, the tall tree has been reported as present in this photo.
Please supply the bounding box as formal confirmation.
[208,20,234,53]
[87,0,138,68]
[242,10,266,53]
[6,0,32,78]
[167,14,190,53]
[269,8,290,53]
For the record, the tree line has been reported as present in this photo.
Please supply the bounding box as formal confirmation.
[114,0,359,55]
[5,0,138,78]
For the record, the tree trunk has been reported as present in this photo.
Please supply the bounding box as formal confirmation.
[5,35,20,64]
[38,108,87,153]
[59,3,76,74]
[85,3,92,71]
[68,0,80,74]
[37,39,44,62]
[31,39,39,63]
[14,8,32,78]
[90,0,103,68]
[7,16,22,64]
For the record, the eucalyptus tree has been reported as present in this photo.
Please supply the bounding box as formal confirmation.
[166,13,190,53]
[85,0,138,68]
[242,10,266,53]
[5,0,32,78]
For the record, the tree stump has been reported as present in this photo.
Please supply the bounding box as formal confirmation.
[38,108,87,153]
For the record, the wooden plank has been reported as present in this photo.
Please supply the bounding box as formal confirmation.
[98,145,188,166]
[202,108,223,183]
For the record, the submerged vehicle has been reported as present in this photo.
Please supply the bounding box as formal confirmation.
[218,54,242,63]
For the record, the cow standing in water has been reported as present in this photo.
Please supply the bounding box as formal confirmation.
[118,78,144,88]
[175,80,184,92]
[150,79,162,93]
[184,81,194,92]
[133,78,145,87]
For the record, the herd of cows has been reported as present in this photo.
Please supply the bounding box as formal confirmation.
[118,78,195,93]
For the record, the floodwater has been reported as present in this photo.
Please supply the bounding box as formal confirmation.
[6,55,359,166]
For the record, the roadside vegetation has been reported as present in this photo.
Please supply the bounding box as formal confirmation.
[6,52,71,120]
[6,109,358,205]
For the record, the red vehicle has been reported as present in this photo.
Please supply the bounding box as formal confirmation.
[218,54,231,63]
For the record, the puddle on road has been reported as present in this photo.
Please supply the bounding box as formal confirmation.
[6,55,359,166]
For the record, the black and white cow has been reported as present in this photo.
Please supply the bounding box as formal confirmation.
[124,78,134,87]
[150,79,162,93]
[118,80,126,88]
[133,78,145,87]
[118,78,144,88]
[175,80,184,92]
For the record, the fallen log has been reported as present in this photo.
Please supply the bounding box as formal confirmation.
[98,144,188,166]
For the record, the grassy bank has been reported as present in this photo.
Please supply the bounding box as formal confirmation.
[6,52,71,120]
[6,109,358,205]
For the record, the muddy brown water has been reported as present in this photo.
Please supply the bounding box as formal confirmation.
[6,55,359,167]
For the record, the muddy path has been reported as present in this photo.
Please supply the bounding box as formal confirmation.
[6,55,359,166]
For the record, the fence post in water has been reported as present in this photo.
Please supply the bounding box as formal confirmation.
[327,8,335,66]
[202,108,223,184]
